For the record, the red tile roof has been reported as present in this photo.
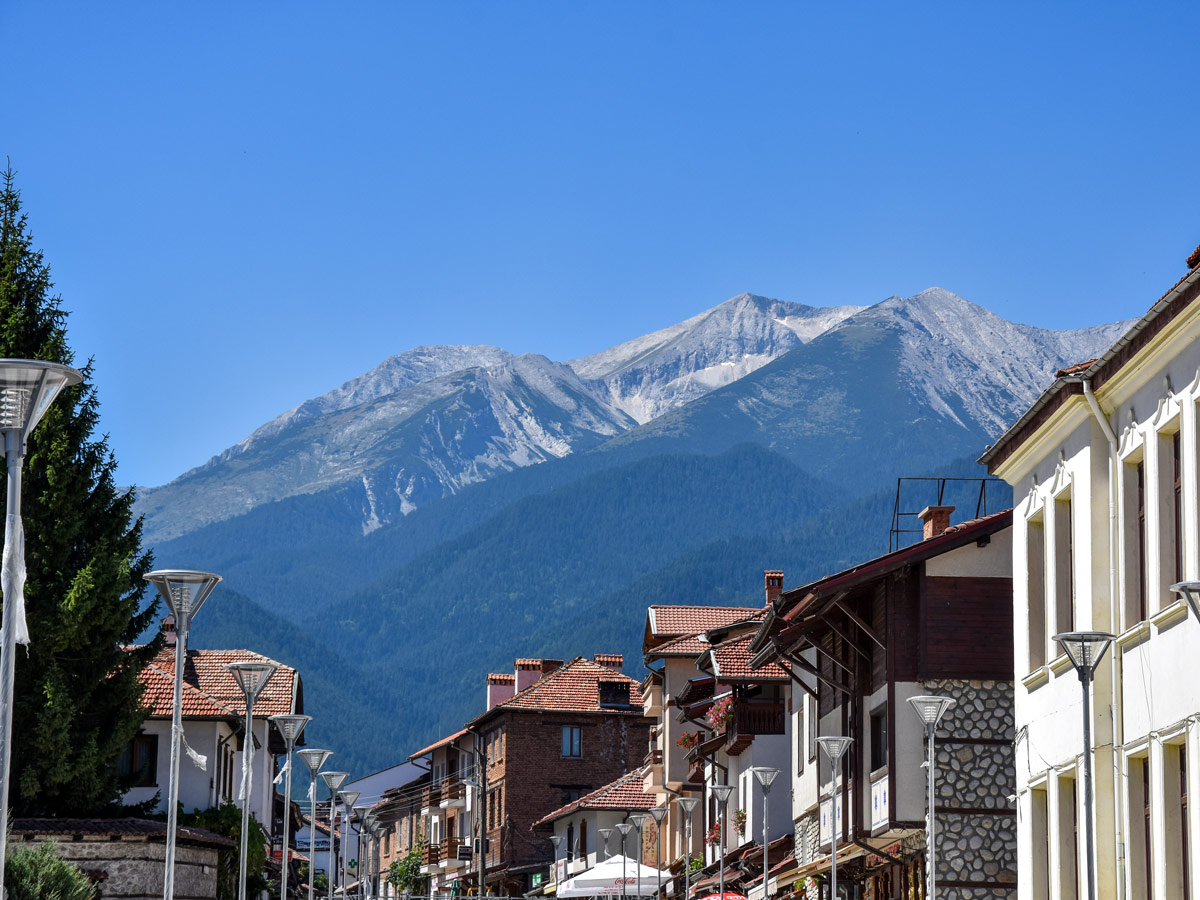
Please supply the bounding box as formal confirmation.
[1055,358,1099,377]
[646,632,709,659]
[534,769,658,825]
[139,647,300,719]
[474,657,644,721]
[709,635,789,681]
[648,606,762,639]
[408,729,469,761]
[12,818,234,848]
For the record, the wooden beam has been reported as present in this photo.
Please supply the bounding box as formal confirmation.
[775,644,851,695]
[831,597,886,650]
[820,613,872,662]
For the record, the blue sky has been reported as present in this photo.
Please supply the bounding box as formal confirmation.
[3,2,1199,487]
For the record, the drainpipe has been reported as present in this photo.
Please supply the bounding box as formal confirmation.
[1076,375,1126,900]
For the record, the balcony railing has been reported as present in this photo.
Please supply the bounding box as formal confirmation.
[421,784,443,810]
[732,701,785,735]
[421,843,441,867]
[644,747,663,767]
[870,770,889,833]
[441,837,464,866]
[441,781,466,806]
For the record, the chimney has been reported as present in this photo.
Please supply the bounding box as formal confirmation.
[593,653,624,672]
[764,570,784,606]
[163,614,177,647]
[515,659,543,693]
[540,659,564,676]
[486,673,516,710]
[918,505,955,540]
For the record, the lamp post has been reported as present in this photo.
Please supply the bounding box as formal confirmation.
[630,814,649,900]
[907,697,955,900]
[297,749,333,900]
[271,715,312,900]
[816,737,852,900]
[1054,631,1116,900]
[226,661,280,900]
[321,772,349,900]
[675,796,698,900]
[598,827,613,861]
[647,807,666,900]
[750,768,780,900]
[144,570,222,900]
[549,833,564,888]
[354,805,372,900]
[1171,581,1200,621]
[616,822,633,900]
[340,789,362,894]
[710,785,734,900]
[0,359,81,900]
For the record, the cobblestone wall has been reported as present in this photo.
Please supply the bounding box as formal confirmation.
[793,810,820,865]
[921,680,1017,897]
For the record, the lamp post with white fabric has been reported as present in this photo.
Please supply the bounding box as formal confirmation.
[339,790,361,894]
[226,661,280,900]
[629,814,649,900]
[816,737,852,900]
[0,357,82,900]
[297,749,332,900]
[271,715,311,900]
[598,827,613,861]
[675,796,698,900]
[320,772,348,900]
[144,570,222,900]
[354,805,371,900]
[751,767,781,900]
[710,785,734,900]
[615,822,633,900]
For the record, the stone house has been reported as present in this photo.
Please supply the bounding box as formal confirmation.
[749,508,1016,900]
[981,246,1200,900]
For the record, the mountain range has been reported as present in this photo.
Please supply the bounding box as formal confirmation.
[133,287,1131,777]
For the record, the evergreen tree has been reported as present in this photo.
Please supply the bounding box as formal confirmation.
[0,166,160,815]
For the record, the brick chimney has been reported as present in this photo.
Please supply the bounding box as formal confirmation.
[540,659,563,676]
[918,505,955,540]
[515,659,542,693]
[486,673,516,710]
[163,614,177,647]
[593,653,624,672]
[764,570,784,606]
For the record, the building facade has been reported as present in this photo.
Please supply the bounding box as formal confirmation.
[983,255,1200,900]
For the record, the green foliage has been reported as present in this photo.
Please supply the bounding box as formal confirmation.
[386,837,425,894]
[296,863,328,893]
[4,840,95,900]
[181,802,268,900]
[0,167,160,815]
[687,857,703,874]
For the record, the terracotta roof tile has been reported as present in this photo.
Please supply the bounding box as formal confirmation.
[649,606,762,638]
[409,729,469,760]
[12,818,234,848]
[710,636,788,681]
[139,647,299,719]
[535,769,658,825]
[477,658,644,718]
[1055,358,1099,378]
[646,632,709,659]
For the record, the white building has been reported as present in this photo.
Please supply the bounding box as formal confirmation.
[983,253,1200,899]
[125,644,303,845]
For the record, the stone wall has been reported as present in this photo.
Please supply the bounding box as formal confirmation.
[12,831,225,900]
[921,679,1016,898]
[792,810,820,866]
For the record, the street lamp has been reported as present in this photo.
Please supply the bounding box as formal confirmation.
[615,822,634,900]
[320,771,350,900]
[675,796,699,900]
[1054,631,1116,900]
[549,833,564,887]
[647,807,667,900]
[354,805,372,900]
[340,790,362,893]
[907,697,955,900]
[144,569,222,900]
[0,359,81,900]
[750,767,781,900]
[297,749,332,900]
[710,785,735,900]
[598,827,613,861]
[1171,581,1200,621]
[272,715,312,900]
[226,661,280,900]
[816,737,852,900]
[630,813,649,900]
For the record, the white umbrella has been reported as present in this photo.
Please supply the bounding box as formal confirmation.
[557,855,671,897]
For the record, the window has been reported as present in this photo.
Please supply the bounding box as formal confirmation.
[1054,495,1074,634]
[566,823,575,861]
[807,695,816,763]
[1129,756,1153,898]
[1174,433,1184,588]
[1165,744,1191,900]
[796,702,805,775]
[1056,774,1078,900]
[1138,461,1148,621]
[118,732,158,787]
[1030,786,1049,900]
[560,787,584,804]
[1027,513,1046,669]
[562,726,582,757]
[870,707,888,772]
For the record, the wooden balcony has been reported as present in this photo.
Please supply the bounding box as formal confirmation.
[441,780,466,807]
[724,700,785,756]
[420,843,441,869]
[421,784,443,815]
[441,837,464,867]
